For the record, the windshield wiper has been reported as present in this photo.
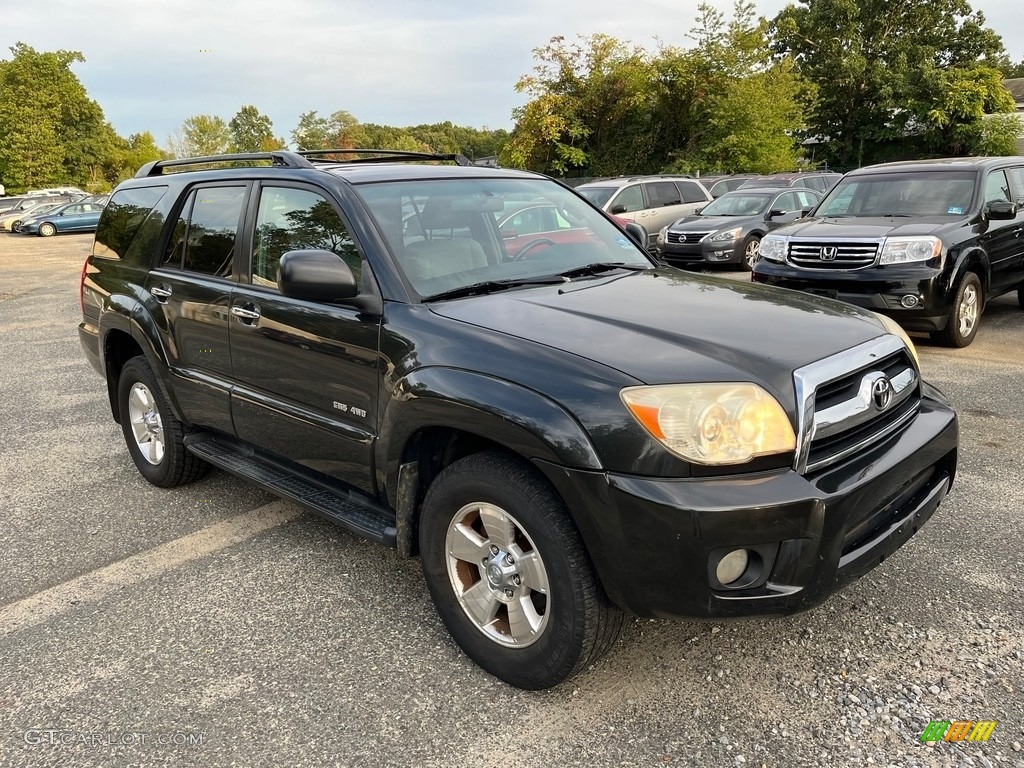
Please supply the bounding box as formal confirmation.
[555,262,649,279]
[424,276,567,302]
[878,213,913,218]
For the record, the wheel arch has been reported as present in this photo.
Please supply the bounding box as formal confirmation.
[378,368,602,557]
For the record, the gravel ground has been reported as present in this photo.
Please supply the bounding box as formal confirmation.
[0,233,1021,768]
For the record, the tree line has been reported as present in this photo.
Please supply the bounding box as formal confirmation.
[1,0,1022,193]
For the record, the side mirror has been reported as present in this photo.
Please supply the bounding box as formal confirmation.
[695,207,705,215]
[623,221,648,250]
[610,204,628,215]
[800,208,813,217]
[986,200,1018,220]
[278,249,358,302]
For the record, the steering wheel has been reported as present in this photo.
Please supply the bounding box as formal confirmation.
[510,237,557,261]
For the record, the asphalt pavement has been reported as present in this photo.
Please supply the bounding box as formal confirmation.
[0,234,1021,768]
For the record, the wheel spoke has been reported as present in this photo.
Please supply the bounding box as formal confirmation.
[460,580,500,628]
[130,415,149,444]
[514,551,548,594]
[144,436,160,464]
[448,522,488,564]
[478,505,517,552]
[507,595,543,641]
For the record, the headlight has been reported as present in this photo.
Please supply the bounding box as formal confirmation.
[709,227,742,242]
[620,383,796,465]
[759,235,787,262]
[657,226,668,246]
[874,313,920,368]
[879,236,941,265]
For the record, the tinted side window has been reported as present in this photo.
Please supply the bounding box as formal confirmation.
[93,186,168,261]
[984,170,1011,204]
[1006,167,1024,203]
[645,182,681,207]
[774,192,800,212]
[677,181,708,203]
[162,187,245,276]
[252,186,361,290]
[795,190,819,210]
[609,185,644,213]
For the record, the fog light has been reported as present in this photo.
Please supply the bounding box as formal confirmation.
[716,549,750,585]
[900,295,920,308]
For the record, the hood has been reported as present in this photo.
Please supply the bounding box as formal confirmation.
[429,270,890,402]
[776,215,959,239]
[668,214,754,232]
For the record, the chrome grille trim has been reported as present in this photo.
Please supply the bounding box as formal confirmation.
[787,239,882,269]
[667,231,711,244]
[813,366,916,440]
[792,335,919,474]
[806,400,920,473]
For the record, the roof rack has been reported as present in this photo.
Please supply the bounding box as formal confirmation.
[297,148,476,166]
[135,151,313,178]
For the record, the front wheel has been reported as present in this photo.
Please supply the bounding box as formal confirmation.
[117,356,208,487]
[934,272,982,347]
[419,452,623,689]
[741,235,761,270]
[38,222,56,237]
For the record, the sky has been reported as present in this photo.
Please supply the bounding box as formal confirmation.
[4,0,1022,149]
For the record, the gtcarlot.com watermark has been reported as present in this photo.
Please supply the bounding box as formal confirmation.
[24,729,206,747]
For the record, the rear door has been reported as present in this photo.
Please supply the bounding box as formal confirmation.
[144,183,248,434]
[1005,165,1024,288]
[228,182,382,494]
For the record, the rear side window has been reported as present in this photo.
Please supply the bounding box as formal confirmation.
[163,186,246,277]
[645,182,681,207]
[93,186,168,263]
[677,181,709,203]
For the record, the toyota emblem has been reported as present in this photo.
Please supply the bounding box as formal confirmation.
[871,376,894,411]
[820,246,838,261]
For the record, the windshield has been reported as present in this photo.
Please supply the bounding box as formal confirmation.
[817,171,977,217]
[576,186,617,208]
[357,178,652,299]
[699,193,772,217]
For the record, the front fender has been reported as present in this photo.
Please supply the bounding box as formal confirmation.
[377,367,602,499]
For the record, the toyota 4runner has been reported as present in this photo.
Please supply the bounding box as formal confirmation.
[80,150,958,689]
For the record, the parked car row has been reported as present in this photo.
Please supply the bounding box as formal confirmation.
[1,195,107,236]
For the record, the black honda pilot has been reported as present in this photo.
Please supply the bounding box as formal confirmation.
[752,157,1024,347]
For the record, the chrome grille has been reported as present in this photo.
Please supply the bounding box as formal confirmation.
[793,337,921,474]
[788,240,879,269]
[667,231,710,244]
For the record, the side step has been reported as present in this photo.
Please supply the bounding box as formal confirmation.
[184,434,397,548]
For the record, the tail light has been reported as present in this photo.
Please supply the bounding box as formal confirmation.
[79,255,90,313]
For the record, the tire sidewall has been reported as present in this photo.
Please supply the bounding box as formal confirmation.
[38,222,56,237]
[947,272,983,347]
[741,235,761,270]
[117,358,175,486]
[419,456,592,689]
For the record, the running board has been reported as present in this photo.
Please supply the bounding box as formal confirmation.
[184,434,397,548]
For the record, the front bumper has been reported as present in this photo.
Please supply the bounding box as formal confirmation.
[752,261,952,332]
[657,237,743,266]
[536,385,957,619]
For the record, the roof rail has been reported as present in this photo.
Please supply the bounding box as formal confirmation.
[296,148,475,166]
[134,151,314,178]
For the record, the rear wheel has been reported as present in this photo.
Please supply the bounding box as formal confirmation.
[419,451,623,689]
[38,222,56,237]
[117,356,208,487]
[1018,287,1023,309]
[934,272,983,347]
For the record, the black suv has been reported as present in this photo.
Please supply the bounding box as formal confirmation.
[79,150,958,689]
[752,157,1024,346]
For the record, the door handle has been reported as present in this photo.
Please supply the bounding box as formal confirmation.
[231,304,261,324]
[151,284,172,303]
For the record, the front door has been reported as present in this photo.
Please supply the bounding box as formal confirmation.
[980,169,1024,294]
[228,183,381,494]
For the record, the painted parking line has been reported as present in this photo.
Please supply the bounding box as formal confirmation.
[0,501,301,637]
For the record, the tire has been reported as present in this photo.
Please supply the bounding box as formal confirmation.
[117,356,208,487]
[419,451,624,689]
[741,234,761,270]
[38,222,56,237]
[1018,287,1023,309]
[934,272,983,348]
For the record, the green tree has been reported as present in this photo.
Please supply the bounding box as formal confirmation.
[1001,58,1024,79]
[773,0,1010,166]
[0,43,115,191]
[290,109,360,150]
[165,115,229,158]
[229,105,276,152]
